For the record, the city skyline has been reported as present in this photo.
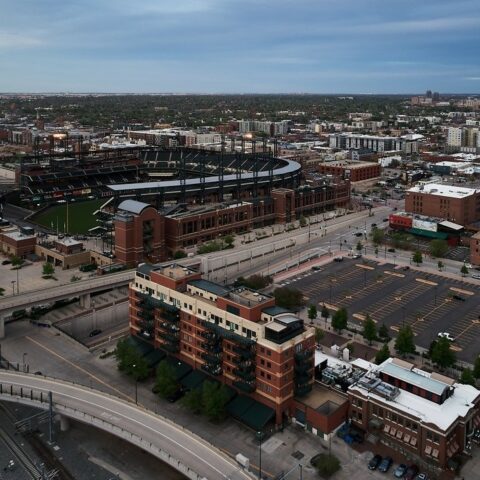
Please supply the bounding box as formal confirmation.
[1,0,480,94]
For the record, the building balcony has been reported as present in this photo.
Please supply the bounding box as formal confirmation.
[201,364,223,377]
[232,345,255,360]
[159,321,180,332]
[200,320,256,346]
[200,342,222,354]
[233,380,256,394]
[157,330,180,343]
[138,309,154,321]
[136,300,154,311]
[294,370,311,384]
[295,383,312,397]
[294,349,314,363]
[294,362,311,374]
[233,368,256,382]
[201,352,222,364]
[161,342,180,354]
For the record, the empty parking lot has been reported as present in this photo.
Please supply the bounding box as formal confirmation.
[283,259,480,362]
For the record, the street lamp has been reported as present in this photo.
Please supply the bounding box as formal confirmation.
[256,430,263,480]
[23,352,28,373]
[11,280,16,296]
[132,364,138,404]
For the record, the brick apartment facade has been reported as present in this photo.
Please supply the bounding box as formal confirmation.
[405,184,480,226]
[317,161,381,183]
[130,263,315,424]
[348,358,480,470]
[0,230,36,258]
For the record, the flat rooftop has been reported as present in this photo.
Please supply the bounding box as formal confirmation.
[300,383,348,411]
[408,183,477,198]
[227,287,272,307]
[2,230,36,241]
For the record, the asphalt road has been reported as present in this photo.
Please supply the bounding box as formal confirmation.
[0,371,253,480]
[288,258,480,362]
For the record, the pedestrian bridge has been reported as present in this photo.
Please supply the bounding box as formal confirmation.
[0,371,253,480]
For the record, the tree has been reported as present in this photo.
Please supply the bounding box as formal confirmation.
[273,287,305,310]
[308,305,317,324]
[362,314,376,345]
[378,323,390,340]
[374,247,379,257]
[315,327,324,344]
[311,453,341,478]
[460,264,469,277]
[181,388,203,414]
[394,325,416,356]
[437,260,444,271]
[356,241,363,252]
[299,215,307,227]
[375,343,391,365]
[236,275,272,290]
[11,256,23,268]
[173,250,187,259]
[371,228,384,245]
[331,307,348,333]
[115,338,135,372]
[202,381,229,422]
[473,356,480,379]
[321,304,330,320]
[0,287,4,296]
[430,337,455,369]
[154,361,178,398]
[42,262,55,277]
[460,368,475,386]
[412,250,422,266]
[223,234,234,248]
[129,356,149,381]
[429,239,448,258]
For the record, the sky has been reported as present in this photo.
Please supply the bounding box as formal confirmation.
[0,0,479,94]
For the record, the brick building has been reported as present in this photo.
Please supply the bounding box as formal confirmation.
[130,263,315,425]
[0,230,36,258]
[114,200,166,267]
[317,161,381,183]
[470,231,480,266]
[348,358,480,470]
[405,184,480,226]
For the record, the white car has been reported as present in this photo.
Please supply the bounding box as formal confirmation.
[438,332,454,342]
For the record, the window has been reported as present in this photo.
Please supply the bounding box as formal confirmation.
[267,362,271,368]
[267,374,271,380]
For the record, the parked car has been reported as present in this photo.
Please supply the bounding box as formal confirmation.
[166,387,186,403]
[89,329,102,337]
[415,474,428,480]
[405,465,419,480]
[333,257,344,262]
[371,223,377,228]
[387,248,396,252]
[452,294,465,301]
[471,274,480,280]
[437,332,454,342]
[354,232,363,237]
[311,265,322,271]
[1,259,11,265]
[378,456,393,472]
[394,464,408,478]
[367,454,382,470]
[402,266,410,271]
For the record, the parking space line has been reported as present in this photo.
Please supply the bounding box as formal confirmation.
[449,287,474,296]
[416,278,438,286]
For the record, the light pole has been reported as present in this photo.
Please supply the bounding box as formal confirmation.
[256,430,263,480]
[23,352,28,373]
[132,364,138,404]
[16,266,19,294]
[11,280,16,296]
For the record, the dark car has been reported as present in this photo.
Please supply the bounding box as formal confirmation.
[394,464,408,478]
[452,294,465,301]
[403,266,410,271]
[89,329,102,337]
[387,248,396,252]
[34,371,42,376]
[2,259,11,265]
[368,454,382,470]
[354,232,363,237]
[378,456,393,472]
[333,257,344,262]
[167,387,185,403]
[405,465,419,480]
[371,223,377,228]
[383,218,388,222]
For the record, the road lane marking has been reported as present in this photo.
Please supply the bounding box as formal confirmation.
[25,336,132,402]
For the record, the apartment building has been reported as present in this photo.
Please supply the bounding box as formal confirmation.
[130,263,315,424]
[348,358,480,470]
[405,183,480,226]
[329,133,422,154]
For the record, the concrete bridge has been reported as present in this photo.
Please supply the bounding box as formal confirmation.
[0,371,253,480]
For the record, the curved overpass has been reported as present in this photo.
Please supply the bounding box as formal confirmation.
[0,371,253,480]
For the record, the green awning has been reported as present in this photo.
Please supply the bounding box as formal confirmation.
[408,228,448,240]
[162,357,192,381]
[181,370,208,390]
[226,394,255,419]
[240,402,275,431]
[127,335,154,356]
[144,349,166,368]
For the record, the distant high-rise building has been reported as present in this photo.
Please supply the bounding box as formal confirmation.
[426,90,433,98]
[433,92,440,102]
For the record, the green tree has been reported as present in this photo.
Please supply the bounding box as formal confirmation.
[331,307,348,333]
[378,323,390,340]
[362,314,376,345]
[0,287,4,296]
[223,234,234,248]
[311,453,341,478]
[412,250,423,266]
[273,287,305,310]
[236,274,272,290]
[460,368,475,386]
[371,228,385,245]
[299,215,307,227]
[461,264,469,277]
[321,304,330,320]
[356,241,363,252]
[154,361,178,398]
[375,343,391,365]
[429,239,448,258]
[394,325,416,357]
[202,381,229,422]
[474,356,480,379]
[181,388,203,414]
[437,260,444,271]
[173,250,187,259]
[130,356,149,381]
[42,262,55,277]
[115,338,135,372]
[431,337,455,369]
[11,256,23,268]
[315,327,324,344]
[308,305,317,324]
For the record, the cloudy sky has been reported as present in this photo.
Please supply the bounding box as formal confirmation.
[0,0,479,93]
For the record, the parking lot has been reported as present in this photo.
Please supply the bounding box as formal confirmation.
[283,259,480,363]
